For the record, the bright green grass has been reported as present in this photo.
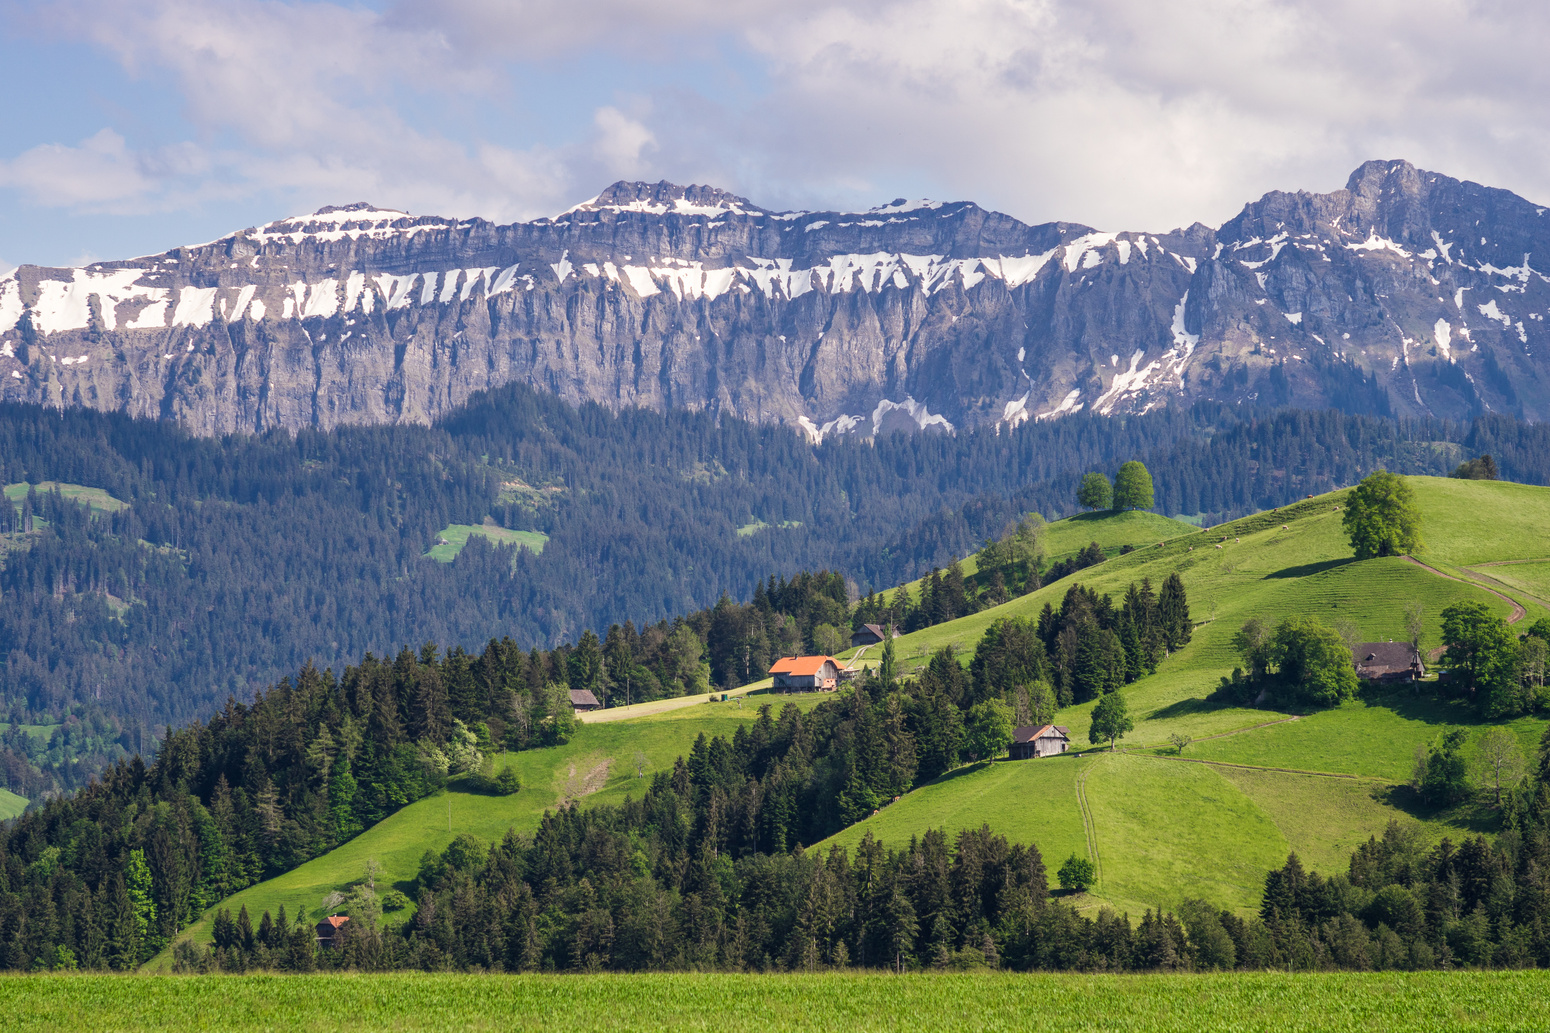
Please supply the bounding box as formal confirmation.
[0,788,25,821]
[822,755,1088,870]
[6,971,1550,1033]
[1082,753,1288,916]
[424,521,548,561]
[3,481,127,515]
[737,519,803,537]
[151,695,829,968]
[1188,694,1548,785]
[892,509,1199,601]
[1474,561,1550,607]
[1405,477,1550,565]
[1212,766,1456,874]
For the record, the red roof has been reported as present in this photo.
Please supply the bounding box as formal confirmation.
[319,916,349,930]
[768,655,838,677]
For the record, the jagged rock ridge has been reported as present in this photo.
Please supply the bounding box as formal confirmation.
[2,160,1548,436]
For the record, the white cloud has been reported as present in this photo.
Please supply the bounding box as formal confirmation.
[8,0,1550,244]
[591,106,657,179]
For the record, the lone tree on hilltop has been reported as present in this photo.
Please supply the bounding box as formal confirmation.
[1112,461,1155,511]
[1342,470,1423,559]
[1058,853,1096,892]
[1088,691,1133,751]
[1077,472,1112,511]
[1452,454,1499,480]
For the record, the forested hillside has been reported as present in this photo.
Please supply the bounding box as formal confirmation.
[4,388,1550,795]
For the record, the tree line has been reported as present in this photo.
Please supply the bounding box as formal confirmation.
[4,392,1550,794]
[0,569,1191,971]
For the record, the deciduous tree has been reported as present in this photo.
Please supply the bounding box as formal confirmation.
[1342,470,1424,559]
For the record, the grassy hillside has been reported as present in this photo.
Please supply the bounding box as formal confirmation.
[0,789,25,821]
[825,477,1550,916]
[156,476,1550,962]
[894,508,1199,601]
[8,970,1550,1033]
[150,692,828,968]
[424,519,548,561]
[3,481,128,515]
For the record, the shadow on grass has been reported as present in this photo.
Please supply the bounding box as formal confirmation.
[916,759,995,789]
[1359,686,1481,728]
[1146,695,1238,721]
[1370,783,1502,837]
[1262,558,1357,580]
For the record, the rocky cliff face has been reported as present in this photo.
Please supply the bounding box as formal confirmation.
[2,162,1548,437]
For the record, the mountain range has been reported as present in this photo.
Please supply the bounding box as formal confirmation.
[1,159,1547,436]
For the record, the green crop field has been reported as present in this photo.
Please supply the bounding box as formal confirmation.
[0,789,25,821]
[5,971,1549,1032]
[3,482,128,516]
[150,693,830,969]
[424,520,549,561]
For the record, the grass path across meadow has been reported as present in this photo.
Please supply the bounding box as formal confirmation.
[5,971,1549,1033]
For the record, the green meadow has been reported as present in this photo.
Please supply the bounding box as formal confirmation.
[150,693,829,969]
[3,481,128,516]
[6,970,1549,1033]
[0,789,25,822]
[824,477,1550,916]
[154,477,1550,958]
[424,520,549,561]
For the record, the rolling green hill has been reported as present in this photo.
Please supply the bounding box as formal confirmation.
[825,477,1549,917]
[0,788,25,821]
[893,508,1199,600]
[148,692,829,969]
[154,476,1550,963]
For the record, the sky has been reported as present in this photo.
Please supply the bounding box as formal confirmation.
[2,0,1549,271]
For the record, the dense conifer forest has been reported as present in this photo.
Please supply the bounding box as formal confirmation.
[3,388,1550,795]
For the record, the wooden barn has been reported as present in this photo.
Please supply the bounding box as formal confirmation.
[767,655,842,691]
[569,689,602,713]
[315,915,349,949]
[1354,642,1425,682]
[850,623,897,648]
[1009,724,1071,760]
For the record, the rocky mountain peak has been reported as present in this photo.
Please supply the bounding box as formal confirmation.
[3,159,1549,437]
[565,180,763,217]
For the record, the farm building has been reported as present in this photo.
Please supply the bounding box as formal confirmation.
[768,655,842,691]
[569,689,602,712]
[1009,724,1071,760]
[1354,642,1425,682]
[315,915,349,949]
[850,623,898,648]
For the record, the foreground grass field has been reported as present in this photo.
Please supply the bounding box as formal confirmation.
[5,971,1548,1032]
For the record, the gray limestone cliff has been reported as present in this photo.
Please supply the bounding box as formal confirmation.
[2,161,1547,437]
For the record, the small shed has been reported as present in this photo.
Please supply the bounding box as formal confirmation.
[1354,642,1425,682]
[850,623,897,648]
[315,915,349,949]
[767,656,842,691]
[1009,724,1071,760]
[569,689,602,713]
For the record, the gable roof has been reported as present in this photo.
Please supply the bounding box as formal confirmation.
[317,915,349,930]
[569,688,600,707]
[768,655,838,677]
[1355,642,1422,673]
[1012,724,1071,744]
[859,623,887,637]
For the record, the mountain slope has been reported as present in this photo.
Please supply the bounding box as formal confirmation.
[2,162,1547,435]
